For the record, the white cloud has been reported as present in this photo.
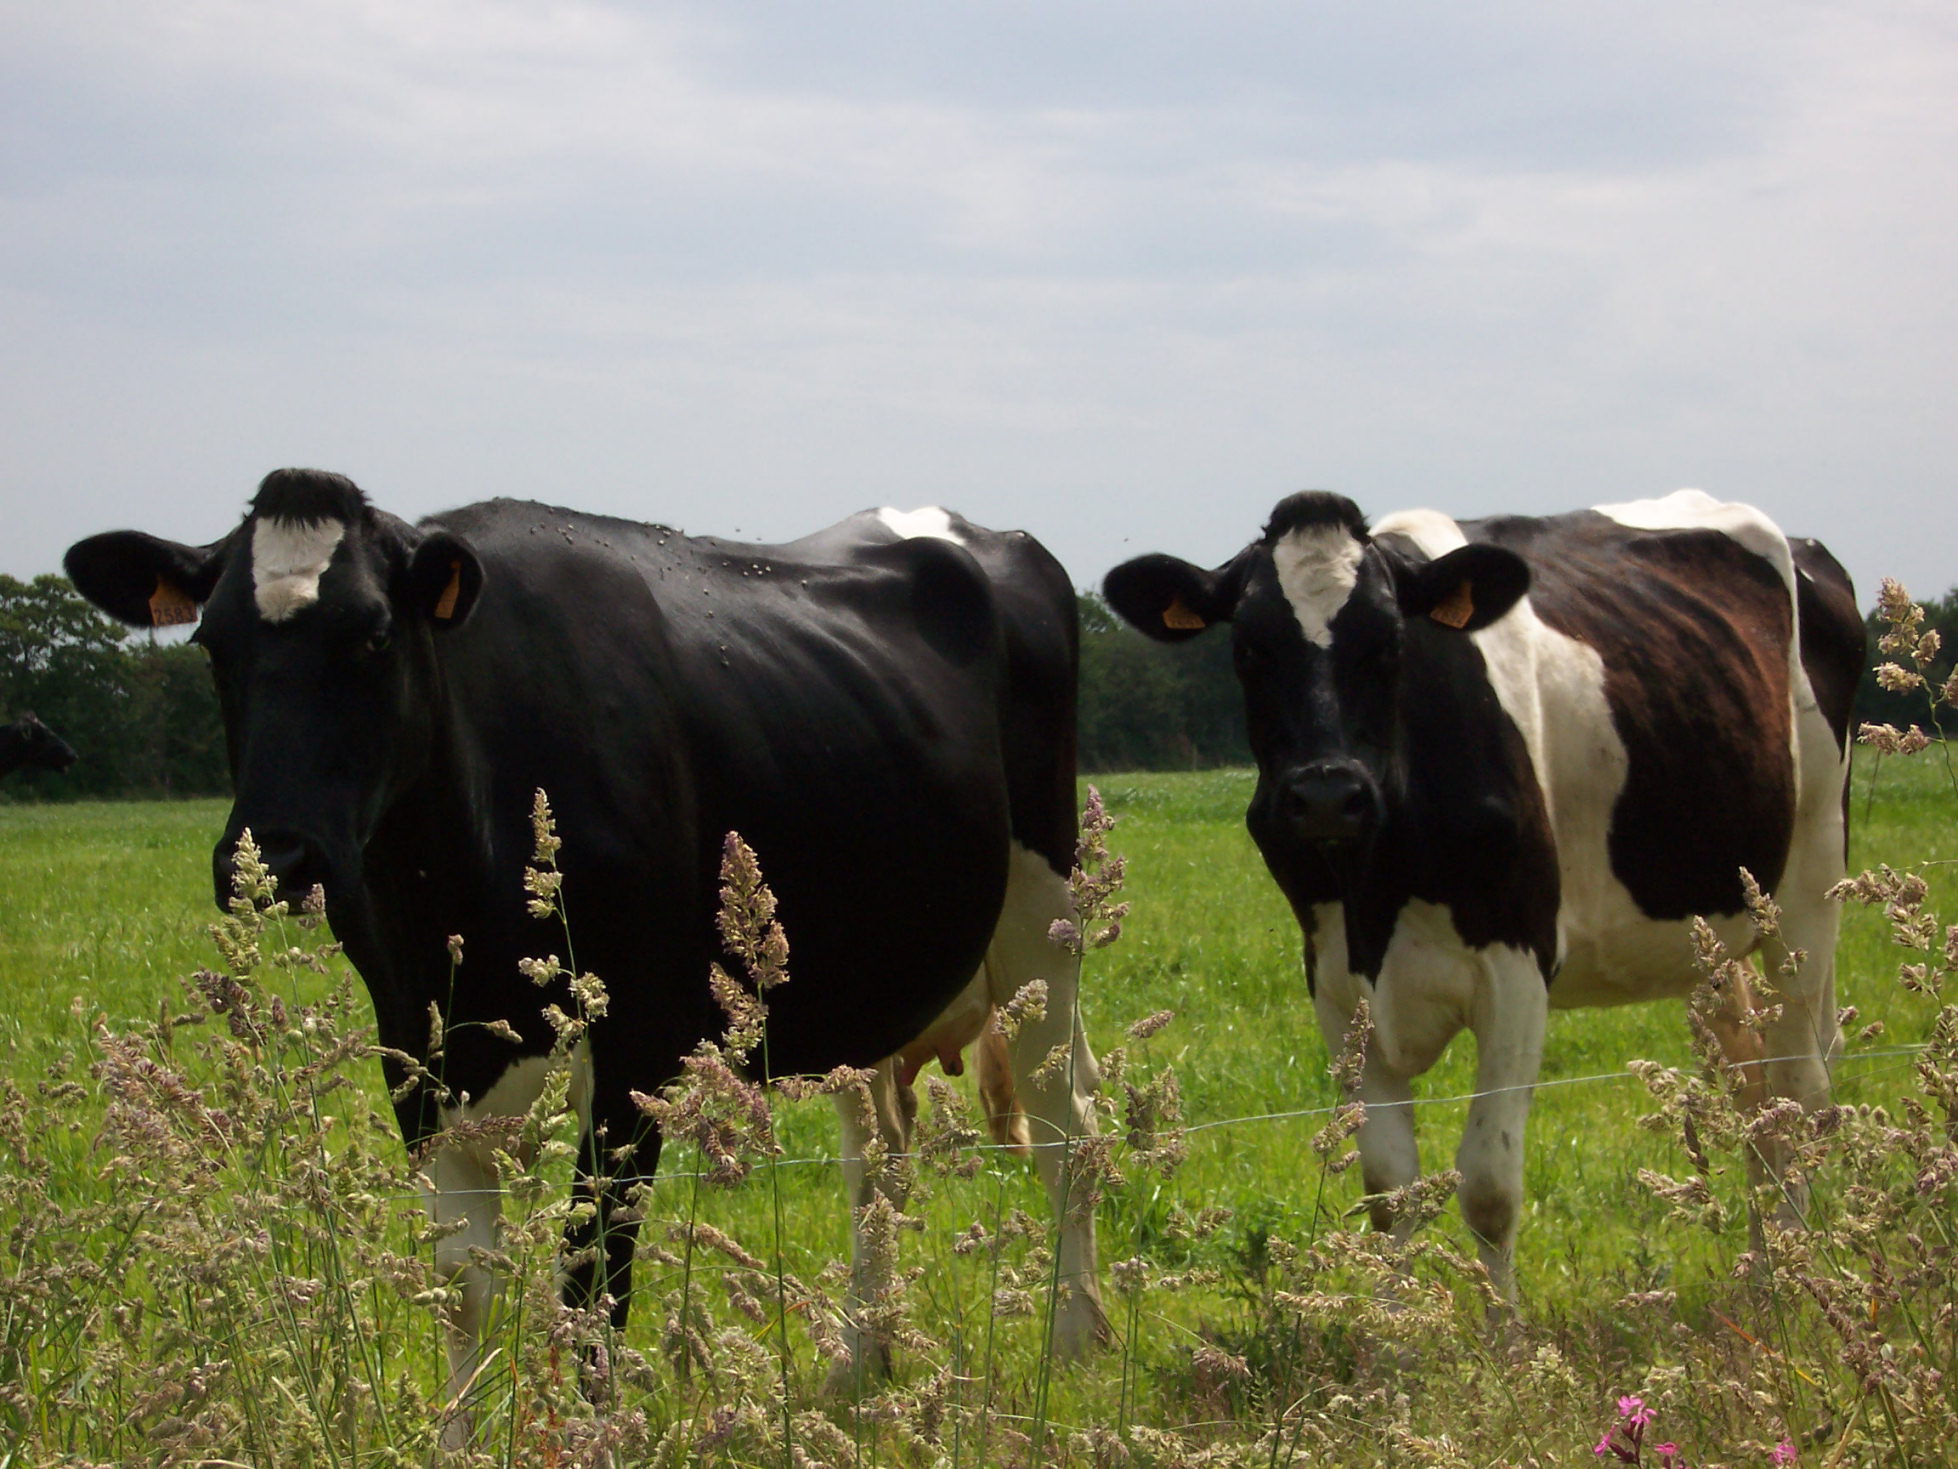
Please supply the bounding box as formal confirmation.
[4,1,1955,600]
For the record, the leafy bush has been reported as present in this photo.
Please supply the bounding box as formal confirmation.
[0,573,226,800]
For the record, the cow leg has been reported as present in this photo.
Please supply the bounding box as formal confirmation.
[1750,850,1844,1225]
[562,1114,651,1331]
[559,1047,652,1407]
[1311,983,1421,1236]
[424,1052,577,1446]
[989,845,1109,1358]
[1702,964,1770,1117]
[1357,1067,1422,1235]
[427,1138,508,1449]
[828,1060,917,1388]
[1742,714,1850,1225]
[1455,954,1548,1303]
[1701,963,1781,1256]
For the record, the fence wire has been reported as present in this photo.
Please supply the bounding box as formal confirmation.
[478,1038,1933,1191]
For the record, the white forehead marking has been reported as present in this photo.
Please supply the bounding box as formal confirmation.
[876,506,965,543]
[1272,523,1367,648]
[252,517,346,623]
[1593,488,1794,592]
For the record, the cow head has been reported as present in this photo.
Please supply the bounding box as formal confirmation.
[6,714,78,774]
[1103,493,1529,893]
[65,469,484,915]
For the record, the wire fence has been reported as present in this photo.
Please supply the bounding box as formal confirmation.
[567,1038,1938,1188]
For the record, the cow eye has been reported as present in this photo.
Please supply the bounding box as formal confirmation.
[365,628,393,656]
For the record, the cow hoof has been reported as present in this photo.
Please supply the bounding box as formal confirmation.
[824,1341,894,1397]
[1052,1290,1113,1360]
[437,1408,474,1455]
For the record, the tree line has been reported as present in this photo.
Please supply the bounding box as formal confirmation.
[2,573,1947,801]
[0,575,227,800]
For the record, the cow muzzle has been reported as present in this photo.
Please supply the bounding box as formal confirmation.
[213,826,341,912]
[1275,759,1380,847]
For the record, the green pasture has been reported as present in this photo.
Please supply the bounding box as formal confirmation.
[1,755,1954,1461]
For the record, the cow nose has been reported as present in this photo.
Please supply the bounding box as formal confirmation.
[1280,761,1376,845]
[213,828,330,909]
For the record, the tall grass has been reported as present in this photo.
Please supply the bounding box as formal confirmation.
[1,725,1955,1463]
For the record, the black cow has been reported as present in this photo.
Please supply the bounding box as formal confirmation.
[0,715,78,779]
[66,470,1106,1416]
[1105,489,1863,1297]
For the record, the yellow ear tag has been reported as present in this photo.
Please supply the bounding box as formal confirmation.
[1162,591,1207,631]
[1429,581,1474,630]
[433,559,463,621]
[149,576,200,628]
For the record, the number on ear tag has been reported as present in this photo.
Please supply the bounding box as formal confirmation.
[1429,581,1474,629]
[149,576,200,628]
[1163,592,1206,631]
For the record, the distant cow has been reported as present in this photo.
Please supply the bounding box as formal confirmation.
[0,714,78,779]
[67,469,1105,1413]
[1105,490,1863,1296]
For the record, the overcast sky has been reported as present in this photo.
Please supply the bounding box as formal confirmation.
[5,1,1955,605]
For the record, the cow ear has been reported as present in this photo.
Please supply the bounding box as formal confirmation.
[64,531,221,628]
[405,531,484,630]
[1103,552,1242,643]
[1397,543,1529,632]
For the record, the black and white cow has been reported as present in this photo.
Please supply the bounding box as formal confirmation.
[66,469,1105,1410]
[1105,489,1864,1296]
[0,714,78,779]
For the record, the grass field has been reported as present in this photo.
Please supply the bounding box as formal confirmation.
[2,754,1955,1466]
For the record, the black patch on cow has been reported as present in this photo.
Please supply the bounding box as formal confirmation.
[1263,491,1371,546]
[940,523,1081,864]
[1790,538,1866,759]
[251,468,370,525]
[1472,511,1801,920]
[879,534,996,669]
[1391,610,1561,969]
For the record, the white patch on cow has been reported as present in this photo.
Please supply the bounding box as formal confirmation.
[1369,506,1463,550]
[1594,489,1796,592]
[435,1042,594,1136]
[252,517,346,622]
[876,506,965,544]
[1272,522,1366,647]
[1311,901,1474,1079]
